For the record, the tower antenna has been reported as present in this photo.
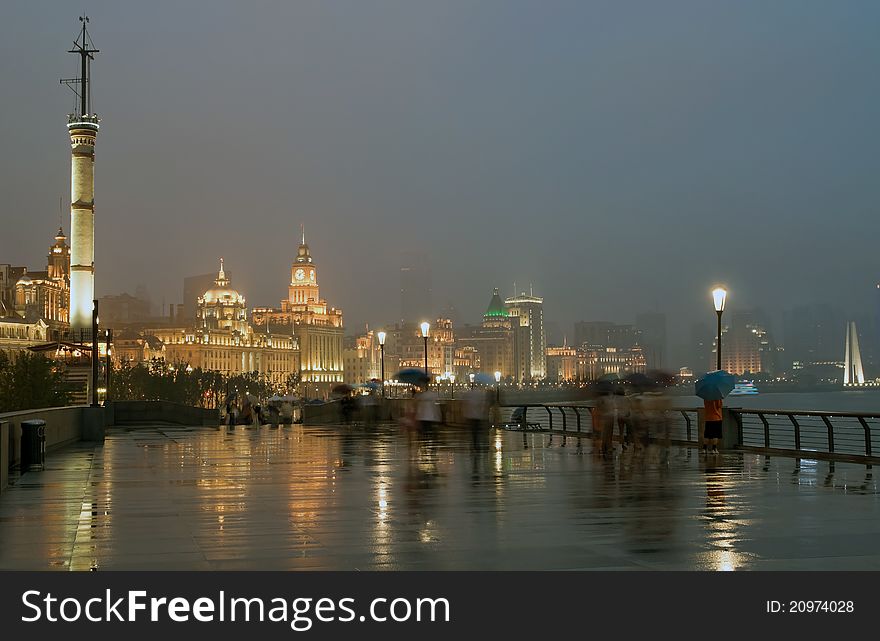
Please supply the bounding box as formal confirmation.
[60,16,99,118]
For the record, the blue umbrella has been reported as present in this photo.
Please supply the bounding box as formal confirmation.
[695,370,736,400]
[472,372,496,385]
[394,368,430,386]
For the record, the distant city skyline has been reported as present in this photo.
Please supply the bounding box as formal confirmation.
[2,2,879,369]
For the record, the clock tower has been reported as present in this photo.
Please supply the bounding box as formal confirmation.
[288,226,319,305]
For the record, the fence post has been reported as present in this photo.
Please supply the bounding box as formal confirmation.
[720,408,739,450]
[821,415,835,453]
[759,413,770,448]
[857,417,872,458]
[787,415,801,451]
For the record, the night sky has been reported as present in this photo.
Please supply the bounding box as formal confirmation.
[3,1,879,365]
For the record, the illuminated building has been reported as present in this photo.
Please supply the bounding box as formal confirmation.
[113,332,165,366]
[251,230,344,396]
[714,311,774,375]
[577,345,646,380]
[343,330,386,384]
[546,341,578,383]
[64,19,100,330]
[183,271,230,325]
[5,228,71,339]
[505,290,546,382]
[453,345,479,379]
[148,260,299,388]
[0,317,49,356]
[456,288,515,379]
[0,264,28,317]
[382,319,454,377]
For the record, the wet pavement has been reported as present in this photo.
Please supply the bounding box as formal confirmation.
[0,422,878,571]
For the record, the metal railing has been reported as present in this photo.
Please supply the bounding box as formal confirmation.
[497,404,701,444]
[730,409,879,462]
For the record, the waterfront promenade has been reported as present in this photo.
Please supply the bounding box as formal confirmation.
[0,422,877,571]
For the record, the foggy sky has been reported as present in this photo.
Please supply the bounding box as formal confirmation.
[3,0,880,366]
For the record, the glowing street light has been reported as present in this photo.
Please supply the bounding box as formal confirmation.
[377,330,387,398]
[420,322,430,376]
[494,370,502,404]
[712,286,728,371]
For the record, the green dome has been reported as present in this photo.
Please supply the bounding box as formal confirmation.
[484,288,507,318]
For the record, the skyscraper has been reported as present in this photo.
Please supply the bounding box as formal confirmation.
[64,18,100,330]
[399,252,432,324]
[505,291,546,381]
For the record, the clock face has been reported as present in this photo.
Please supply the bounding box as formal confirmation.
[294,268,305,281]
[309,270,315,282]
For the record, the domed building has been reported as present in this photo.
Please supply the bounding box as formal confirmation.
[147,259,300,389]
[196,259,247,335]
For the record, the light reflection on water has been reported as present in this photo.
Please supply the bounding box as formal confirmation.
[1,421,877,570]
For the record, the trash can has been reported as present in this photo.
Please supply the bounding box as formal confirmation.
[20,420,46,472]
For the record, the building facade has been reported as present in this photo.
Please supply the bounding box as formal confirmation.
[546,343,578,383]
[454,288,516,380]
[714,310,774,375]
[0,317,49,357]
[251,232,344,396]
[505,291,546,382]
[147,260,300,389]
[2,228,71,340]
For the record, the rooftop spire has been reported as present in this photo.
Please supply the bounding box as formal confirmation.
[301,223,305,246]
[217,257,227,284]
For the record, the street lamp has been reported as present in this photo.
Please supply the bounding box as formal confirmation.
[494,370,502,404]
[469,372,475,389]
[420,321,430,377]
[449,373,456,400]
[712,286,728,371]
[377,331,386,398]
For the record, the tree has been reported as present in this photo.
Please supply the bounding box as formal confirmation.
[0,351,71,412]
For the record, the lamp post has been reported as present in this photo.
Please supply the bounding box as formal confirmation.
[420,322,430,378]
[712,287,727,371]
[105,328,112,405]
[494,370,502,405]
[449,373,456,400]
[469,372,475,390]
[377,331,386,398]
[91,299,99,407]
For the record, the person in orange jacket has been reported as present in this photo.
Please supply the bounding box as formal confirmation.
[703,398,723,454]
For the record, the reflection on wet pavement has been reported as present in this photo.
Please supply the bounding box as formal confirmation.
[0,423,877,570]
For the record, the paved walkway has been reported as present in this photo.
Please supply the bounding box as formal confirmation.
[0,423,878,570]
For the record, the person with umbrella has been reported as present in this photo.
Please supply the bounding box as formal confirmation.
[695,370,736,454]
